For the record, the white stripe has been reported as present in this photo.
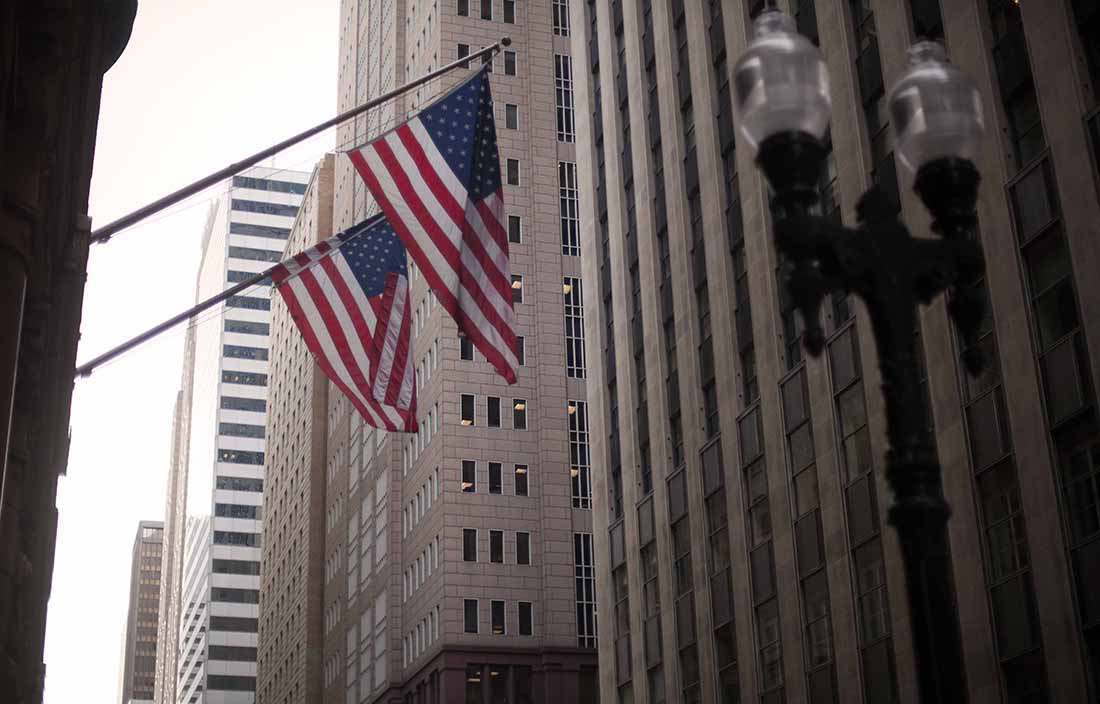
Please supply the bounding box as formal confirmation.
[371,275,407,404]
[364,142,517,344]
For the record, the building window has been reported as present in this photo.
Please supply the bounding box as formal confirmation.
[564,277,586,377]
[513,399,528,429]
[504,103,519,130]
[457,44,470,69]
[223,344,268,361]
[462,460,476,492]
[463,529,478,562]
[481,0,492,20]
[516,336,526,365]
[511,274,524,303]
[464,599,479,633]
[575,533,598,648]
[504,50,517,75]
[461,393,475,425]
[569,401,592,508]
[458,0,469,16]
[489,462,503,494]
[553,0,570,35]
[517,531,531,565]
[482,52,494,73]
[491,600,506,634]
[508,214,522,242]
[490,530,504,563]
[504,0,516,23]
[507,158,520,185]
[487,396,502,428]
[555,55,576,142]
[519,602,534,635]
[514,464,529,496]
[559,162,580,256]
[460,335,474,360]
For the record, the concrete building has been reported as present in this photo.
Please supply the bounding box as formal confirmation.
[121,521,165,704]
[255,2,601,703]
[569,0,1100,703]
[255,154,334,704]
[155,166,310,704]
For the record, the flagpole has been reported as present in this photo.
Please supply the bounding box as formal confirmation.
[74,266,276,377]
[89,37,511,245]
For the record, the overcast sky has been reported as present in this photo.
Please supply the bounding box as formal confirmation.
[44,2,339,701]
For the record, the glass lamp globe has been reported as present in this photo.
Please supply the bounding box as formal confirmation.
[889,41,984,174]
[733,10,831,153]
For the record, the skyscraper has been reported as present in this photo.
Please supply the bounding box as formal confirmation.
[255,2,601,702]
[155,166,310,704]
[571,0,1100,702]
[121,521,164,704]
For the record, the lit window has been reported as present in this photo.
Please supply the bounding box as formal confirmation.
[513,399,528,429]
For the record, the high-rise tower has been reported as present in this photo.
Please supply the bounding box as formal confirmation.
[155,166,310,704]
[121,521,164,704]
[256,2,601,703]
[571,0,1100,702]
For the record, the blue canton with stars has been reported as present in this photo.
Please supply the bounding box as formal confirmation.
[419,66,501,200]
[336,215,409,297]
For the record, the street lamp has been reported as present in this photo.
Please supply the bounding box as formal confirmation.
[734,11,986,702]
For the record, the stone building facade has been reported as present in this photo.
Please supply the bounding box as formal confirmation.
[570,0,1100,702]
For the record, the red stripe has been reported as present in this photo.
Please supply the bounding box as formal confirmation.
[383,279,413,406]
[349,146,517,384]
[275,283,397,431]
[475,190,510,255]
[365,142,517,365]
[318,255,378,363]
[396,128,512,303]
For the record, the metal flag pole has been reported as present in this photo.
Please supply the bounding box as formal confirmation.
[89,38,511,244]
[75,213,388,378]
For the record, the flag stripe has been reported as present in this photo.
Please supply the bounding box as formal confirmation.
[356,142,517,356]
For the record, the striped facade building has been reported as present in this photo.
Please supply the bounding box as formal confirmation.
[571,0,1100,703]
[156,166,310,704]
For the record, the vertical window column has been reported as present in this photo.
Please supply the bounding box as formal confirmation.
[668,469,701,703]
[564,277,587,377]
[569,400,593,509]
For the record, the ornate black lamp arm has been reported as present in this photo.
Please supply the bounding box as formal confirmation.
[759,132,985,702]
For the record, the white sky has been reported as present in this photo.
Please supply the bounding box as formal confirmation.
[44,2,339,701]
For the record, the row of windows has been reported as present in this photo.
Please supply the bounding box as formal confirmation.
[403,605,441,669]
[215,475,263,492]
[213,530,260,547]
[228,245,282,263]
[223,344,268,361]
[210,587,259,604]
[226,295,270,312]
[404,468,440,535]
[219,422,264,439]
[455,45,518,78]
[232,175,307,195]
[463,599,534,636]
[214,502,261,519]
[459,334,526,366]
[404,403,440,472]
[217,448,263,465]
[461,528,532,565]
[230,199,298,218]
[220,395,266,413]
[456,0,516,23]
[228,221,290,240]
[223,318,269,336]
[403,536,440,602]
[212,559,260,576]
[461,460,529,496]
[222,370,267,386]
[459,394,527,429]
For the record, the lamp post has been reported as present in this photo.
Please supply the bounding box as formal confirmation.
[733,12,986,702]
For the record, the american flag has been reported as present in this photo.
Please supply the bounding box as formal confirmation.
[270,215,417,432]
[348,66,518,384]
